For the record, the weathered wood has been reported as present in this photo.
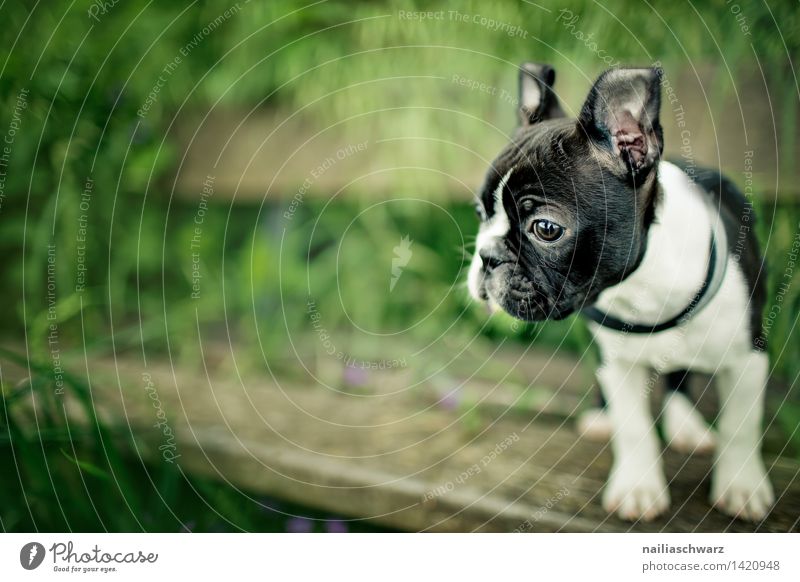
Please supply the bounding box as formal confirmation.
[48,349,800,533]
[172,65,799,203]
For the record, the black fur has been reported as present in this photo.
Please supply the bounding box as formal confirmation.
[664,369,691,396]
[475,66,664,322]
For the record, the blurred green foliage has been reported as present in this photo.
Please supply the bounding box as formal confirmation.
[0,0,798,531]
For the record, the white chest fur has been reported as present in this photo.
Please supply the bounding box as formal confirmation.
[590,161,755,373]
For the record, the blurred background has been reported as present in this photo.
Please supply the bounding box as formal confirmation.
[1,0,798,532]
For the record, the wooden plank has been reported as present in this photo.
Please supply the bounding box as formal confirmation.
[46,352,800,533]
[171,65,799,203]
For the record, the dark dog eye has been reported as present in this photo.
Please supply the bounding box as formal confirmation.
[530,219,564,242]
[474,201,487,221]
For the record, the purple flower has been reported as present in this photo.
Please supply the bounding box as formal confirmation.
[438,388,461,411]
[343,364,369,386]
[324,520,348,533]
[286,517,314,533]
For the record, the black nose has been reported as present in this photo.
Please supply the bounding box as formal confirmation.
[479,250,504,270]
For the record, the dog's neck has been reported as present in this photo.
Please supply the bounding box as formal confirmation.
[592,161,713,321]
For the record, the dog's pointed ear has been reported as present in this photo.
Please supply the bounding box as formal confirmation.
[519,62,564,126]
[579,67,663,177]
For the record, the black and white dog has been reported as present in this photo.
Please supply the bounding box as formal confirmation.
[468,63,773,521]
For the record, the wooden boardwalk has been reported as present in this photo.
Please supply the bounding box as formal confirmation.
[42,347,800,532]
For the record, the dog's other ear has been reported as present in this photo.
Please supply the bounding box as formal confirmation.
[579,67,663,177]
[519,62,564,126]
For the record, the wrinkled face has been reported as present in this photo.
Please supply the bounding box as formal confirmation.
[467,64,664,321]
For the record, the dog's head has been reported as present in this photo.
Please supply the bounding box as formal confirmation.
[467,64,664,321]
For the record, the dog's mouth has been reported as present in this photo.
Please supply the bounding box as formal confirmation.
[479,264,576,322]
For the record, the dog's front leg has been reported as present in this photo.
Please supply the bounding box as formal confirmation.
[598,359,670,521]
[711,350,774,521]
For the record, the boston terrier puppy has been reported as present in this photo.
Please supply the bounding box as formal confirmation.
[467,63,773,521]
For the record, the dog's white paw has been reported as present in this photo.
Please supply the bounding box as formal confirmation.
[662,392,716,455]
[576,408,613,442]
[603,461,670,521]
[711,454,774,521]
